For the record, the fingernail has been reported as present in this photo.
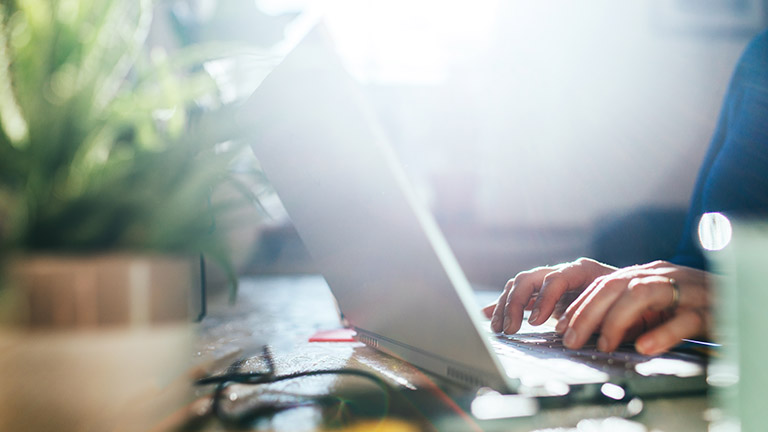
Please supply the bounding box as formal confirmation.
[555,317,568,333]
[528,309,540,324]
[636,337,655,355]
[564,328,578,348]
[597,335,609,352]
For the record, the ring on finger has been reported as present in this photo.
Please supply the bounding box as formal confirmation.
[667,277,680,310]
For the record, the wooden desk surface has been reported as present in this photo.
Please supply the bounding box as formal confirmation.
[190,275,711,431]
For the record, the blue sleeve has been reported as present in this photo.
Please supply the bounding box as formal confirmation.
[671,29,768,269]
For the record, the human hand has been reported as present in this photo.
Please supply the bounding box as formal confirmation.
[555,261,711,355]
[483,258,617,334]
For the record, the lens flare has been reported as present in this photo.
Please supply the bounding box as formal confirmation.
[698,212,732,251]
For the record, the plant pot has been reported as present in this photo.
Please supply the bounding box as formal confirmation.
[0,254,198,432]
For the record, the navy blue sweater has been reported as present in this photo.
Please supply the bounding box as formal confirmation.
[672,29,768,269]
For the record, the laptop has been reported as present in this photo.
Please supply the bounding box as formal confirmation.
[244,23,708,401]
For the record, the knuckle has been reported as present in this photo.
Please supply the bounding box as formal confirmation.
[569,306,587,324]
[540,272,561,289]
[626,277,642,290]
[511,272,531,287]
[600,277,623,292]
[627,278,651,298]
[504,278,515,291]
[518,268,539,278]
[574,257,595,269]
[510,269,539,290]
[634,260,662,270]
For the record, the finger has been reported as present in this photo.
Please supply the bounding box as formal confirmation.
[556,274,610,333]
[609,262,711,310]
[562,277,628,349]
[523,296,537,311]
[620,316,647,343]
[490,282,513,332]
[502,267,553,334]
[528,259,609,326]
[557,265,655,333]
[527,272,571,325]
[552,290,581,319]
[597,275,685,352]
[482,302,496,319]
[635,309,709,355]
[669,276,710,311]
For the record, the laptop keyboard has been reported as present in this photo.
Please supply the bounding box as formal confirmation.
[487,326,707,391]
[491,332,655,386]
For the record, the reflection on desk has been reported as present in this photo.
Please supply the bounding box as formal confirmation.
[187,275,710,431]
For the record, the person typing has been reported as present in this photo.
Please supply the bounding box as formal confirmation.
[484,28,768,356]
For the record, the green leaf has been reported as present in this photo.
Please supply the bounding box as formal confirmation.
[0,0,267,299]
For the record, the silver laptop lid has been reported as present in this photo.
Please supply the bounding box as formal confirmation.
[245,24,511,391]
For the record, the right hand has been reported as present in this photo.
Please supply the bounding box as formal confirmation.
[483,258,617,334]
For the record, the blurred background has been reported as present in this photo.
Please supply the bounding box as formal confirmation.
[157,0,768,289]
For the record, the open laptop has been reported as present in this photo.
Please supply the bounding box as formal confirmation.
[245,23,708,400]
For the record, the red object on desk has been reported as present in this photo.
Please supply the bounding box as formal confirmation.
[309,328,357,342]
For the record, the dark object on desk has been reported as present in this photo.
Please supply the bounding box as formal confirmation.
[192,346,465,431]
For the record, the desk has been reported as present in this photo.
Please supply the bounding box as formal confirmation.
[188,275,710,431]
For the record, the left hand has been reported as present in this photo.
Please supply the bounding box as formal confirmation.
[556,260,712,355]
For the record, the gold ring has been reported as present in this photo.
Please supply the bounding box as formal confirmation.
[667,278,680,310]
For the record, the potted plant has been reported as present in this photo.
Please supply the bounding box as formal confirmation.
[0,0,260,430]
